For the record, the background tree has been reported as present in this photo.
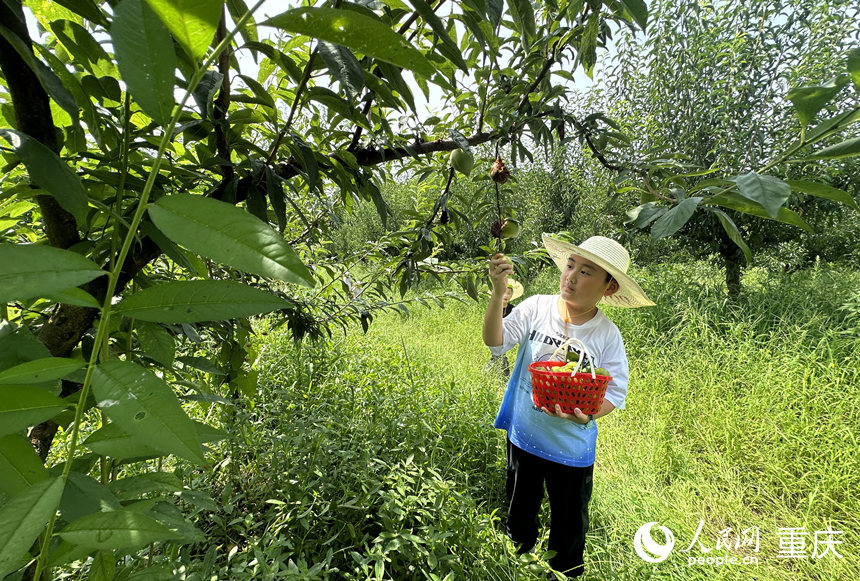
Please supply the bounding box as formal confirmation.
[593,0,860,295]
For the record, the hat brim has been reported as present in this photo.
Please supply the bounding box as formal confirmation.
[542,234,655,308]
[506,279,524,301]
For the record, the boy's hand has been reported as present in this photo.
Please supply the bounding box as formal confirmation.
[488,253,513,294]
[540,404,591,424]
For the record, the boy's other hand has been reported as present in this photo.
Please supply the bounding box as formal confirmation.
[540,404,591,424]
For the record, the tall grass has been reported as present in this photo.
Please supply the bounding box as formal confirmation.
[178,261,858,581]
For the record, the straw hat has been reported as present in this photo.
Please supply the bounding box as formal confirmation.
[506,279,524,301]
[542,233,655,308]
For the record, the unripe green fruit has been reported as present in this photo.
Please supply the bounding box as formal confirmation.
[500,218,520,239]
[594,368,611,377]
[449,148,474,176]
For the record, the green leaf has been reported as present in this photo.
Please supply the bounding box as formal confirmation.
[177,356,223,375]
[625,202,666,229]
[485,0,503,28]
[316,41,365,104]
[0,24,80,120]
[508,0,536,45]
[226,0,258,44]
[115,280,290,323]
[729,171,791,218]
[58,472,121,522]
[846,48,860,90]
[0,477,65,578]
[0,323,52,374]
[448,128,471,153]
[705,192,814,233]
[135,321,176,366]
[90,551,116,581]
[134,501,205,543]
[579,10,600,77]
[194,420,226,444]
[191,69,224,119]
[83,422,163,460]
[803,107,860,145]
[43,287,101,308]
[0,435,49,497]
[46,538,94,569]
[650,197,702,240]
[262,7,435,78]
[0,243,106,304]
[49,0,108,26]
[108,472,183,500]
[307,87,372,125]
[92,360,206,465]
[237,74,275,109]
[786,77,849,127]
[144,0,222,62]
[785,180,859,210]
[264,166,287,233]
[231,369,257,399]
[290,134,320,193]
[620,0,648,31]
[58,510,179,550]
[148,194,314,286]
[566,0,585,20]
[800,136,860,161]
[245,181,267,222]
[0,130,88,226]
[0,386,68,438]
[111,0,176,126]
[50,19,117,77]
[0,358,85,385]
[711,209,751,264]
[404,0,467,71]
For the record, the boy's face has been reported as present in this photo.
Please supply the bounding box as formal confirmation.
[559,253,619,312]
[502,286,513,305]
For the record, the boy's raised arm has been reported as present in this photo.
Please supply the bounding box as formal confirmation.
[483,253,513,347]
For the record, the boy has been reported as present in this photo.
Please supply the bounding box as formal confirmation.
[483,234,654,577]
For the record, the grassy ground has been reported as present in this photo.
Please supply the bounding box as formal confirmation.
[184,260,858,580]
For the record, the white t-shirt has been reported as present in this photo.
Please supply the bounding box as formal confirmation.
[490,294,629,466]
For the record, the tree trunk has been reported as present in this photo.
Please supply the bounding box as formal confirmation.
[721,243,745,300]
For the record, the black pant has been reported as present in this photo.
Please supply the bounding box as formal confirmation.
[505,439,594,577]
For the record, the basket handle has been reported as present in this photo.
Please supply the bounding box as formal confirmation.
[548,337,597,378]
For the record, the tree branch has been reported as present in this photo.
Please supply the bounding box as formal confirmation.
[214,9,234,183]
[567,113,623,171]
[0,1,82,251]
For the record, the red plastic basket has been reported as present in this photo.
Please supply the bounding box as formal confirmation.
[528,361,610,415]
[527,337,610,415]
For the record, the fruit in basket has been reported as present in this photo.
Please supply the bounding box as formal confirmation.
[594,367,611,376]
[449,148,474,176]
